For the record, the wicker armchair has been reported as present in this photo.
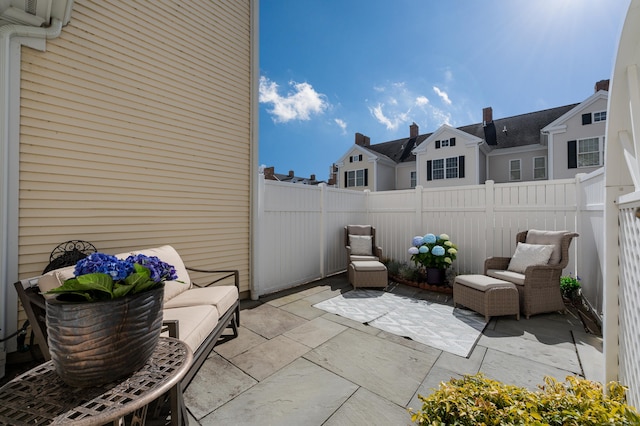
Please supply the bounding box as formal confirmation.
[344,225,383,267]
[484,230,578,319]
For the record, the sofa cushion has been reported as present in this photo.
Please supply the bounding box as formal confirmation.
[454,274,515,291]
[162,305,219,352]
[349,254,379,262]
[507,243,554,273]
[164,285,239,318]
[525,230,566,265]
[349,235,373,256]
[486,269,526,285]
[116,245,191,302]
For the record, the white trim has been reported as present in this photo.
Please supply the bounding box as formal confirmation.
[412,124,482,154]
[1,19,64,353]
[250,0,260,300]
[542,90,609,133]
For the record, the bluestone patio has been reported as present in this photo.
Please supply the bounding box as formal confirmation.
[183,273,603,425]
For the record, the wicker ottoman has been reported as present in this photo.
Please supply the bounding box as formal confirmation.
[453,274,520,321]
[348,261,388,288]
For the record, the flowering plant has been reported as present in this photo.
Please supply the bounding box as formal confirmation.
[47,252,178,302]
[408,233,458,270]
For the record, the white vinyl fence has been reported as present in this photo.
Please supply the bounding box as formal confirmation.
[254,171,604,321]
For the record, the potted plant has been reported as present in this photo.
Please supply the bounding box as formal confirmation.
[45,253,178,387]
[408,233,457,285]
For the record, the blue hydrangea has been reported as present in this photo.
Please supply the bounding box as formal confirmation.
[419,246,429,254]
[412,236,424,246]
[74,253,133,281]
[431,245,445,256]
[126,254,178,283]
[408,247,419,255]
[423,233,436,244]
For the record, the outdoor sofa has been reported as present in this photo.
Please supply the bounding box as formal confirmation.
[15,244,240,390]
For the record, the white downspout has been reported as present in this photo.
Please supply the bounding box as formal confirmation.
[0,19,63,358]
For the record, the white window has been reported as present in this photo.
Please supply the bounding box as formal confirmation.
[509,159,521,181]
[410,171,416,188]
[432,159,444,180]
[533,156,546,180]
[350,155,362,163]
[578,137,603,167]
[346,169,366,187]
[593,111,607,122]
[440,139,450,147]
[431,157,460,180]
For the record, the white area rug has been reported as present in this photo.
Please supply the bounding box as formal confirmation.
[313,289,487,357]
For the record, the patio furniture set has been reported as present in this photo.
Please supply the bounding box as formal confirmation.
[345,225,578,322]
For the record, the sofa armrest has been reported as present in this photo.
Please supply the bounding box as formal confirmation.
[162,319,180,339]
[374,246,383,259]
[484,256,510,274]
[186,267,239,290]
[522,264,563,288]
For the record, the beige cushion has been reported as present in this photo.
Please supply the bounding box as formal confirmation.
[350,254,379,262]
[454,274,515,291]
[525,230,566,265]
[116,245,192,302]
[507,243,554,273]
[164,285,238,318]
[37,265,75,294]
[162,305,219,352]
[349,235,372,256]
[486,269,526,285]
[350,260,386,271]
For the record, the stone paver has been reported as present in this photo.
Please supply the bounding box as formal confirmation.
[230,334,310,381]
[240,303,307,339]
[184,353,257,420]
[304,328,436,406]
[278,297,327,320]
[199,358,358,426]
[213,326,266,359]
[325,387,413,426]
[283,316,348,348]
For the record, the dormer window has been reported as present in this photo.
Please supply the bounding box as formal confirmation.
[350,154,363,163]
[435,138,456,149]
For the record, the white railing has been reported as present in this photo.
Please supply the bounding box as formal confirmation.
[254,172,604,321]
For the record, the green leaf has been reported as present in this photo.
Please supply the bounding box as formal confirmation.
[113,283,135,298]
[46,273,115,298]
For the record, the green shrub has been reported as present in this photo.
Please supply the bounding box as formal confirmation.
[409,373,640,425]
[560,274,581,300]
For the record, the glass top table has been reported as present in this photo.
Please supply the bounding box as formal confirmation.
[0,337,193,425]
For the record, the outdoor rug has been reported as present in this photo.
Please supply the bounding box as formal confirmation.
[313,289,488,357]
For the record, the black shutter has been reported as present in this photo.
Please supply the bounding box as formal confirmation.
[359,154,363,161]
[364,169,368,186]
[568,140,577,169]
[458,155,465,178]
[582,113,592,125]
[450,137,456,147]
[435,140,440,149]
[349,156,353,163]
[427,160,432,181]
[344,171,348,187]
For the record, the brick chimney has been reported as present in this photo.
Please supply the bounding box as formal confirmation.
[483,107,493,124]
[355,133,370,147]
[288,170,294,178]
[594,79,610,92]
[310,174,316,181]
[410,122,419,138]
[264,166,275,180]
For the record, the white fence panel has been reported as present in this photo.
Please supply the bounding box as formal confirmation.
[256,176,597,314]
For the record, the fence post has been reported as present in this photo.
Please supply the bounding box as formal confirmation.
[251,173,265,300]
[320,183,327,278]
[415,185,423,233]
[485,180,495,257]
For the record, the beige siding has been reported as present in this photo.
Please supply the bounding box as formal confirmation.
[18,1,255,295]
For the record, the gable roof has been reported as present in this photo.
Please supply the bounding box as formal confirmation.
[363,103,579,162]
[542,90,608,133]
[412,124,484,154]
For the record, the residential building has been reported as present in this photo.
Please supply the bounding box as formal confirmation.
[333,81,608,191]
[262,166,323,185]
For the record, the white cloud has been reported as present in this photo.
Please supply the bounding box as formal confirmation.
[433,86,452,105]
[259,76,328,123]
[370,103,407,131]
[334,118,347,134]
[415,96,429,106]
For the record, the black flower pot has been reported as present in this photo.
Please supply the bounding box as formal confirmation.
[426,267,445,285]
[46,284,164,387]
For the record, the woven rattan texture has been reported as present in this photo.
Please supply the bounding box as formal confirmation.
[0,338,190,425]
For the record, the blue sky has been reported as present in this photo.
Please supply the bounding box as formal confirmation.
[259,0,631,181]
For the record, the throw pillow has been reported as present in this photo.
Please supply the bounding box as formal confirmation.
[349,235,373,256]
[507,243,555,274]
